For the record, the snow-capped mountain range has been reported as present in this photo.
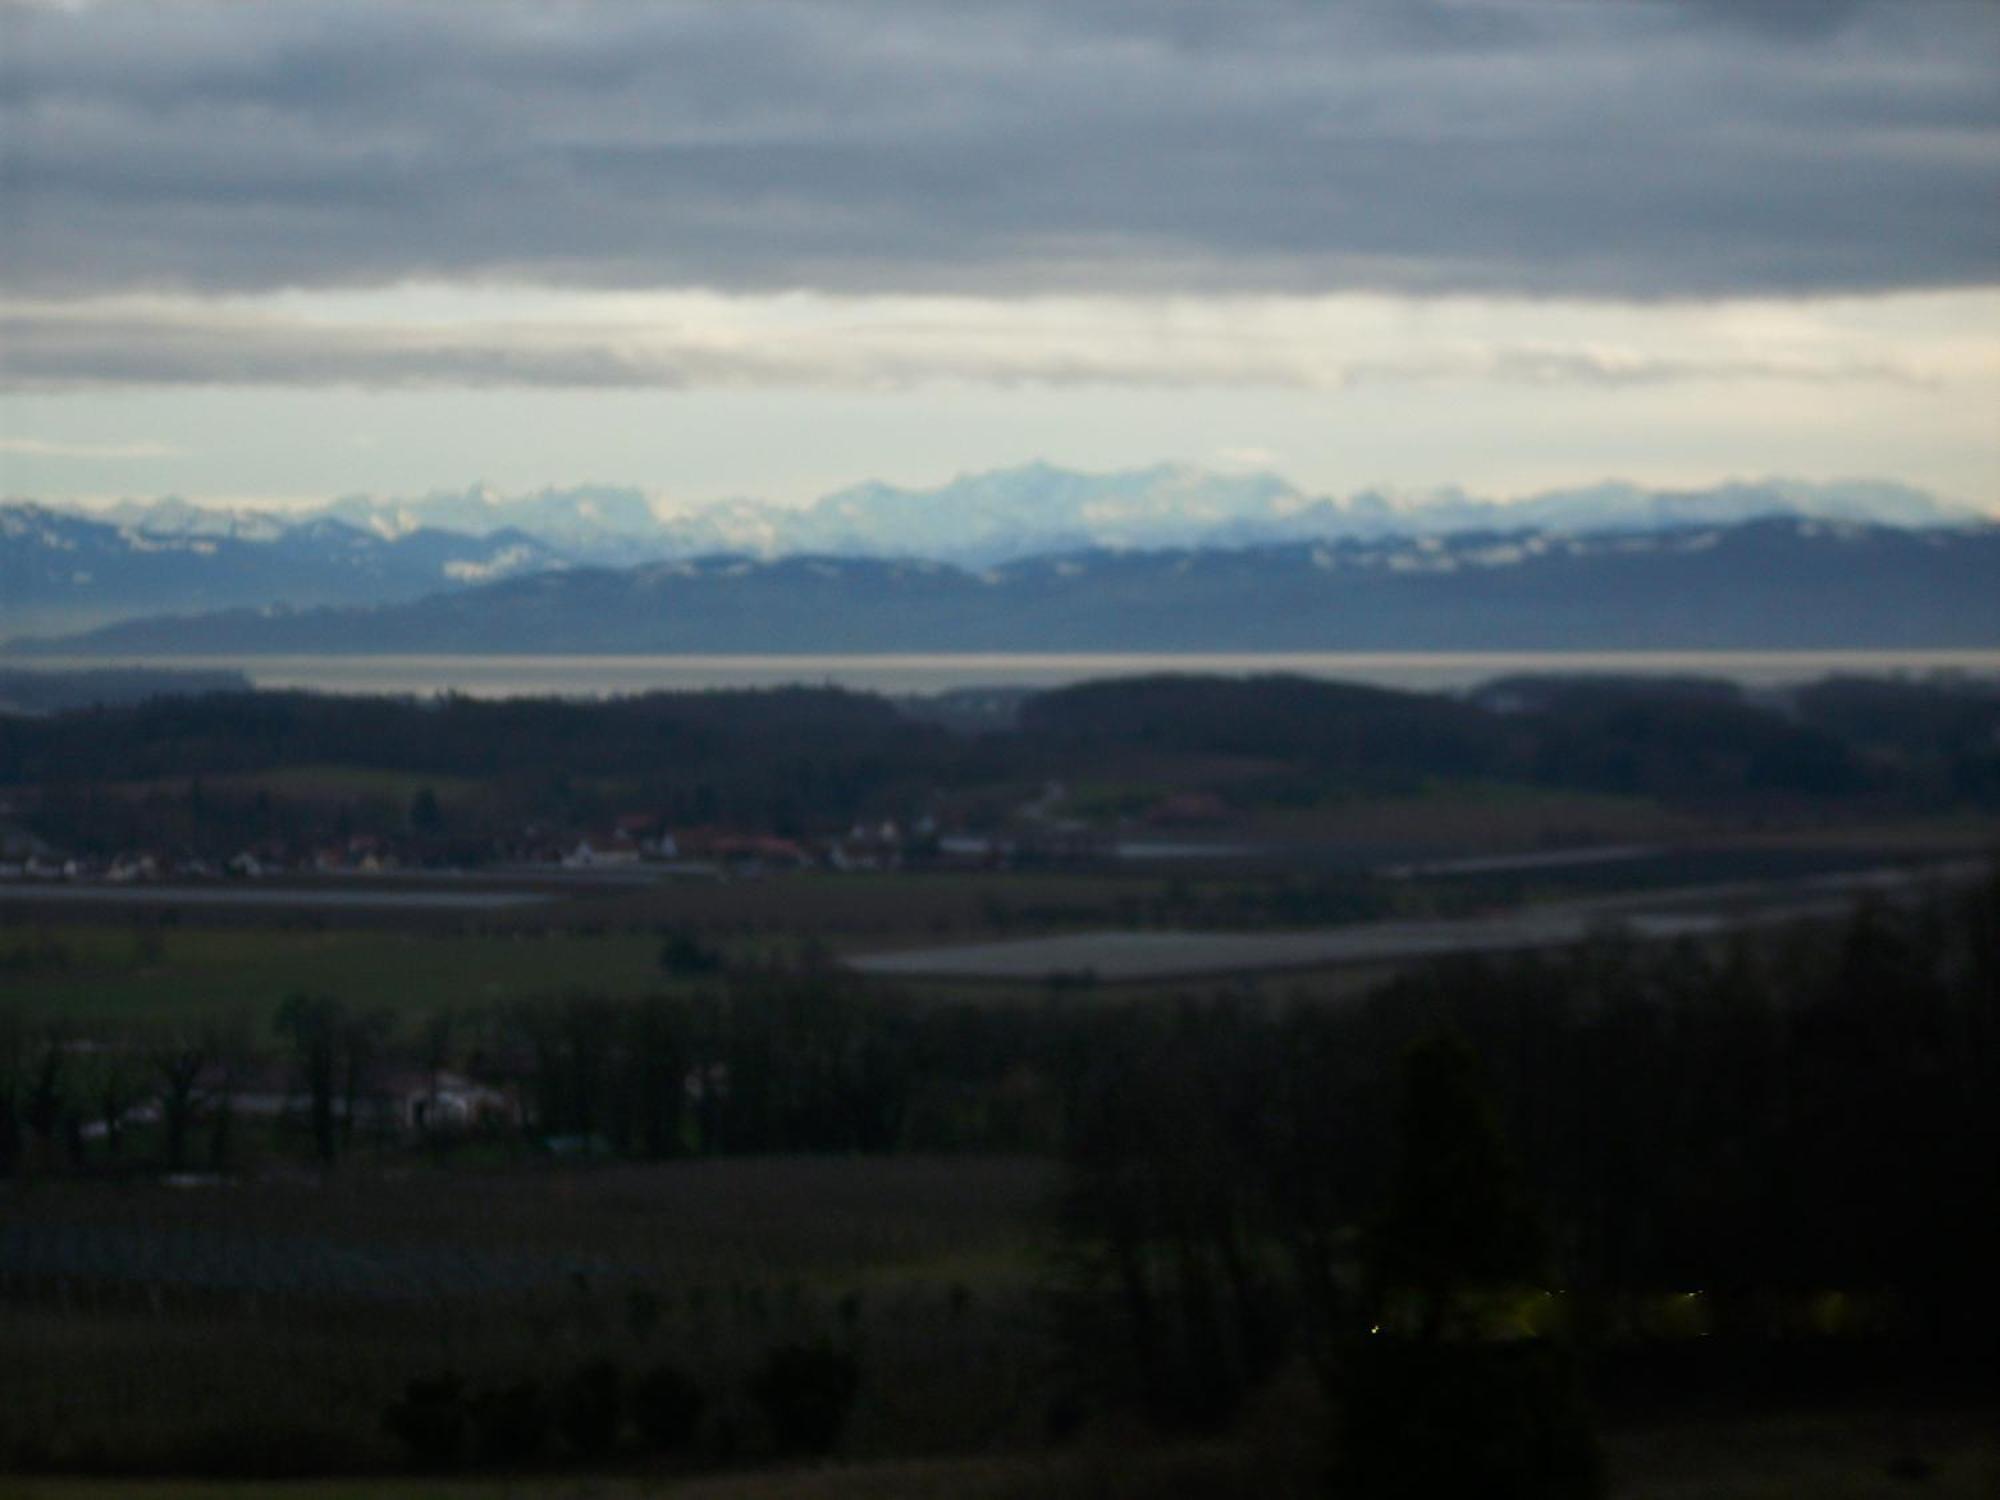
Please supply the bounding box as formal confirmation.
[1,504,564,637]
[20,518,2000,656]
[3,464,1991,641]
[74,465,1985,564]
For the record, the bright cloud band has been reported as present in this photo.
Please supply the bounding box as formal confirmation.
[5,287,1996,393]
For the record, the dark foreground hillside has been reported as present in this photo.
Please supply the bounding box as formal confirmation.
[1,876,1995,1492]
[4,672,1998,1495]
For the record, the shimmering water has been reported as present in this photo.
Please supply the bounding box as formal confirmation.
[20,650,2000,698]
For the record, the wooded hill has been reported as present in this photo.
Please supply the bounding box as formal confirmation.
[4,672,1998,858]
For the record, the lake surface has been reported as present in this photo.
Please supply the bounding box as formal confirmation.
[21,650,2000,698]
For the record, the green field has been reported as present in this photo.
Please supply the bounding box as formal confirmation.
[8,1403,1996,1500]
[1,1156,1060,1477]
[9,824,1988,1025]
[0,924,673,1026]
[0,866,1214,1026]
[0,865,1357,1026]
[0,1446,1273,1500]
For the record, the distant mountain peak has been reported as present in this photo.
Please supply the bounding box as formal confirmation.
[0,501,567,640]
[17,467,1988,598]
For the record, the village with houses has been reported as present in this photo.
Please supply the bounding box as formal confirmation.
[0,780,1246,898]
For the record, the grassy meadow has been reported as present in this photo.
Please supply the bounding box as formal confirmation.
[7,1401,1996,1500]
[2,1157,1060,1476]
[2,923,673,1026]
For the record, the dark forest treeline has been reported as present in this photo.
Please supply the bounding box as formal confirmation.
[5,673,2000,856]
[2,686,988,852]
[0,666,250,715]
[0,957,1069,1177]
[1020,674,1511,777]
[9,874,1996,1338]
[0,685,931,784]
[1053,870,2000,1453]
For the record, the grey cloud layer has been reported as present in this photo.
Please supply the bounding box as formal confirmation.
[0,302,1931,391]
[3,0,1997,299]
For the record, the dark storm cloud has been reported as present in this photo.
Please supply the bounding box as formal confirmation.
[2,0,1995,300]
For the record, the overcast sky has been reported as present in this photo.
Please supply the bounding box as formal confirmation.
[2,0,1996,510]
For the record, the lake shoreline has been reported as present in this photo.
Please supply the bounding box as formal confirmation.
[10,649,2000,699]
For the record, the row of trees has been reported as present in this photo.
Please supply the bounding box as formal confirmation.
[1050,870,2000,1493]
[0,960,1073,1175]
[0,1011,252,1177]
[8,875,1996,1242]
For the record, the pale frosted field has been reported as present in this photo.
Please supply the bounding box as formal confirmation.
[851,862,1988,983]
